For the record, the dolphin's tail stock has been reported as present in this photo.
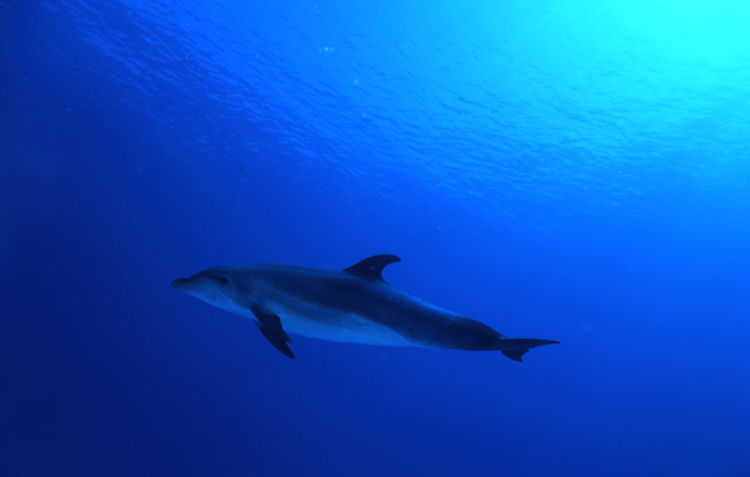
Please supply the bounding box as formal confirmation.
[496,338,560,362]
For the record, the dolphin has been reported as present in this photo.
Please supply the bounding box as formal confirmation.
[171,254,559,361]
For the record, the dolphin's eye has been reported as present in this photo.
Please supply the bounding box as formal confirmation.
[205,273,229,285]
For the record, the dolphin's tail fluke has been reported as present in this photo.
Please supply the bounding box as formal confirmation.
[497,338,560,362]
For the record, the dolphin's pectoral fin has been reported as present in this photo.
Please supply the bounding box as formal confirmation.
[255,322,296,359]
[250,306,293,343]
[344,254,401,283]
[250,306,296,359]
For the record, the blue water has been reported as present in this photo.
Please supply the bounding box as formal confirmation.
[2,0,750,475]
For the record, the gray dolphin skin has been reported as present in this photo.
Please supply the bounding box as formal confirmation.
[172,254,559,361]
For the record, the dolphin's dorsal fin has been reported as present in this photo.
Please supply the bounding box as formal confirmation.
[344,254,401,282]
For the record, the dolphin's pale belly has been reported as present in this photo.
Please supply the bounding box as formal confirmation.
[211,296,414,346]
[269,305,414,347]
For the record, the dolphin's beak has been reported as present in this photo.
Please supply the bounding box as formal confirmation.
[171,278,191,290]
